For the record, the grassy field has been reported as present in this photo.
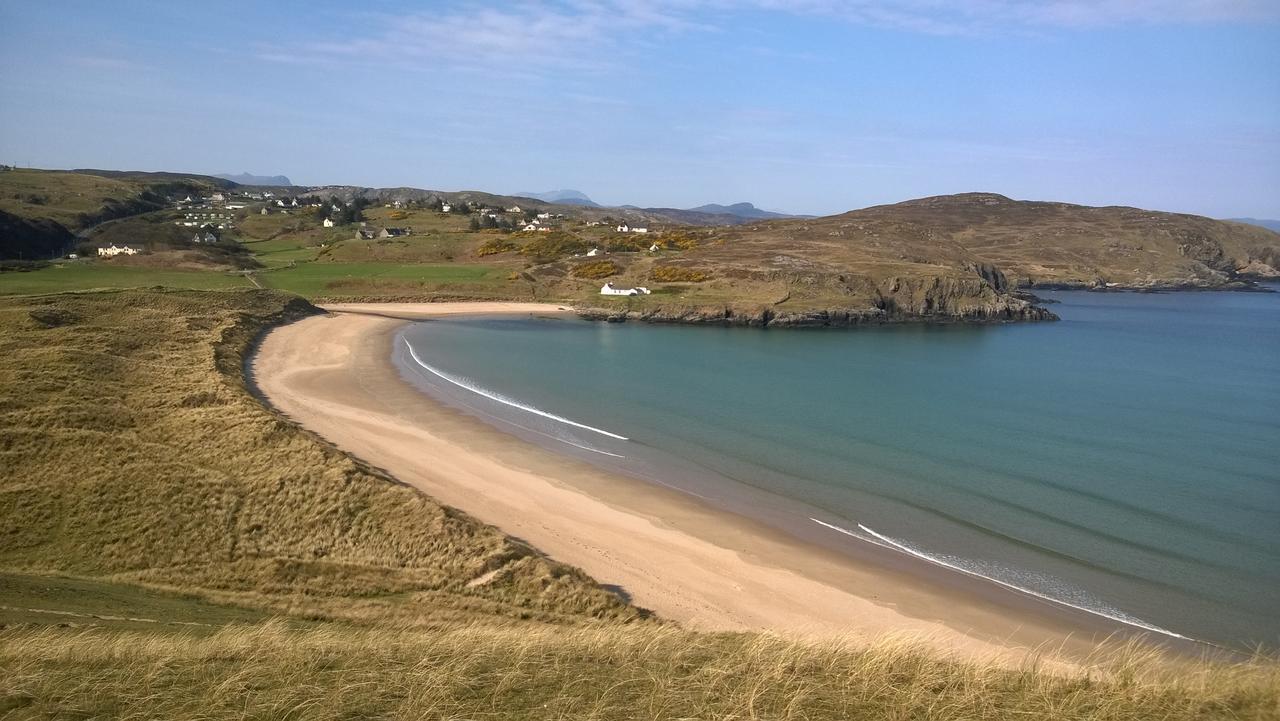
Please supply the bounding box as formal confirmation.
[0,263,254,294]
[0,288,1277,719]
[258,261,523,299]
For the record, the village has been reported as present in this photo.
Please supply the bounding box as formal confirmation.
[72,181,682,301]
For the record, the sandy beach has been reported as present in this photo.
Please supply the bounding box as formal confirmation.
[250,302,1131,664]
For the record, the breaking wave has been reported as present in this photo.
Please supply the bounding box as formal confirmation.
[809,517,1194,641]
[402,338,630,441]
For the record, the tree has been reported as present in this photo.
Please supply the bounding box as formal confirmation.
[469,216,481,231]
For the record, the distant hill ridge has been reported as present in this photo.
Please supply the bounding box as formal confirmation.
[1228,218,1280,233]
[216,172,293,187]
[685,202,800,220]
[516,189,598,206]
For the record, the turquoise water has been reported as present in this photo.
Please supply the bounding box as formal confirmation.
[397,289,1280,649]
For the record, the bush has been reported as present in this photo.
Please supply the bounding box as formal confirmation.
[650,266,710,282]
[655,230,701,250]
[519,232,592,262]
[571,260,620,279]
[477,238,520,257]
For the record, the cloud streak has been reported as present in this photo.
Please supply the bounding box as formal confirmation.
[263,1,1278,74]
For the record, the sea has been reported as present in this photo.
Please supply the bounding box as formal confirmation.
[395,287,1280,650]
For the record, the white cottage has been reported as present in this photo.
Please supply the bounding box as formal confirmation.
[586,248,600,257]
[97,244,142,257]
[323,218,336,228]
[600,283,652,296]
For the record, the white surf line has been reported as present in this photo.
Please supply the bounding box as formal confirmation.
[810,517,1196,642]
[402,338,630,441]
[488,412,627,458]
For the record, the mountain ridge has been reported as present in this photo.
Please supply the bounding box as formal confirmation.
[215,172,293,186]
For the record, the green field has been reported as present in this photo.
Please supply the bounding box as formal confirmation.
[0,263,253,294]
[257,261,520,298]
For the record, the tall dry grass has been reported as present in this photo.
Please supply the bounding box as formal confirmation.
[0,289,635,625]
[2,621,1276,720]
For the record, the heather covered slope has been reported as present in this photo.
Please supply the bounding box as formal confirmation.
[849,193,1280,288]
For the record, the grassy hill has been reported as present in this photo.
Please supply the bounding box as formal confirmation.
[1,288,1276,719]
[0,168,236,261]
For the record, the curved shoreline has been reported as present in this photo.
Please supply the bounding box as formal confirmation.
[248,301,1186,664]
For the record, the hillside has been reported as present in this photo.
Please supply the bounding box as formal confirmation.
[0,168,234,260]
[2,289,1276,719]
[567,193,1280,326]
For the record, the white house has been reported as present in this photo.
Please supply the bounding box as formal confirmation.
[586,248,600,257]
[323,218,336,228]
[522,223,538,232]
[616,224,630,232]
[97,244,141,257]
[507,205,522,213]
[276,199,287,207]
[441,203,452,213]
[632,227,649,233]
[649,242,660,252]
[600,282,652,296]
[536,212,551,220]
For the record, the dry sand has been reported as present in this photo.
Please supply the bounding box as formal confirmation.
[251,302,1122,665]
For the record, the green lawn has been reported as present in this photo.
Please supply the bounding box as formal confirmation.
[0,263,252,295]
[257,261,515,297]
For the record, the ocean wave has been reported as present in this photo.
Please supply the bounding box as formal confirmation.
[809,517,1195,641]
[402,338,630,441]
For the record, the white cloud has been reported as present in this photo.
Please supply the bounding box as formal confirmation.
[264,0,1279,72]
[748,0,1280,34]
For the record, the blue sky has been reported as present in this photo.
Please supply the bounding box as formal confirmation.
[1,1,1277,217]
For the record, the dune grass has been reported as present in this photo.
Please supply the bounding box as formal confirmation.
[3,622,1277,720]
[0,263,254,294]
[0,288,1277,719]
[0,289,632,626]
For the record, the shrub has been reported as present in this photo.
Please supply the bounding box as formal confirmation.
[655,230,701,250]
[519,232,592,262]
[650,266,710,282]
[571,260,620,279]
[477,238,520,256]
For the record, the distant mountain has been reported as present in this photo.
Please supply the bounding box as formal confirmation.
[685,202,798,220]
[1228,218,1280,233]
[515,189,598,206]
[215,172,293,187]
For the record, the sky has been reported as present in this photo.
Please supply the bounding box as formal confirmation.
[1,1,1277,218]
